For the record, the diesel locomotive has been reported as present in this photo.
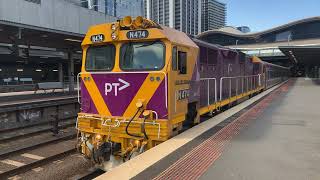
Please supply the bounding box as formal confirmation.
[76,16,289,169]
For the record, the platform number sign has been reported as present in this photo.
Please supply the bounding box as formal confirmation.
[126,30,149,39]
[91,34,104,43]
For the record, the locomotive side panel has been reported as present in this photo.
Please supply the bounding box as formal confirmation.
[220,50,241,100]
[197,44,221,109]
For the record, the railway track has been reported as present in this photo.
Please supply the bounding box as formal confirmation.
[0,116,77,133]
[71,168,106,180]
[0,117,76,143]
[0,125,78,179]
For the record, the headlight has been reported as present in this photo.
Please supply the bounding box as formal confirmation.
[95,134,102,141]
[111,33,117,40]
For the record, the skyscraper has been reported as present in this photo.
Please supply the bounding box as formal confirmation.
[80,0,143,18]
[201,0,226,32]
[144,0,201,36]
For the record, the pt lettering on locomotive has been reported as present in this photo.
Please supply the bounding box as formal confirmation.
[104,78,130,96]
[177,89,190,101]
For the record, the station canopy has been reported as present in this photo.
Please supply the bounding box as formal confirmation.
[279,46,320,66]
[0,21,84,60]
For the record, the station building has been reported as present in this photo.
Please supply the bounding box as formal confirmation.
[197,17,320,77]
[0,0,141,92]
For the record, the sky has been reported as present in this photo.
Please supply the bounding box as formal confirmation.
[221,0,320,32]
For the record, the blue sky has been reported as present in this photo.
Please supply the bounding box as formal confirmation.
[221,0,320,32]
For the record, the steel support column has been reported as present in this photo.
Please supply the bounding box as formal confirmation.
[58,63,63,84]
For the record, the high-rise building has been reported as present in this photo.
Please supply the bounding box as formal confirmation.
[144,0,201,36]
[80,0,143,18]
[201,0,226,32]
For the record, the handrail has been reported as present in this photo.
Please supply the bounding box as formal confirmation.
[200,78,217,106]
[220,75,261,102]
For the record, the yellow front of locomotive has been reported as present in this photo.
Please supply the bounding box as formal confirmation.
[77,16,198,169]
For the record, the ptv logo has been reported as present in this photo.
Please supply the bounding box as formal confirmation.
[105,78,130,96]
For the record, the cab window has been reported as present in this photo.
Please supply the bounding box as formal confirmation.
[120,41,165,71]
[172,46,177,70]
[178,51,187,74]
[85,45,115,71]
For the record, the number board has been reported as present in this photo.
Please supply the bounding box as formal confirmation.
[177,89,190,101]
[91,34,104,43]
[126,30,149,39]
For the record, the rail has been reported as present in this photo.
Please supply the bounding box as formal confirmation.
[220,75,262,102]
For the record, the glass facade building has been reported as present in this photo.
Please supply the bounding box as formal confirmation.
[144,0,201,36]
[201,0,226,32]
[80,0,143,18]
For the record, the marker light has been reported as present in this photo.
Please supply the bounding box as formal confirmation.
[111,33,117,40]
[111,24,117,31]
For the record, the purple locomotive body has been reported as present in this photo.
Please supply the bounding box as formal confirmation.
[189,39,266,110]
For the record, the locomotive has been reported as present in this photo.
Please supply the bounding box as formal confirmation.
[76,16,289,169]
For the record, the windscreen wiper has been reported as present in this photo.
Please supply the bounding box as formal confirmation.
[135,41,158,48]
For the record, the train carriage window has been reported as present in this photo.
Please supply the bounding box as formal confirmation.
[172,46,177,71]
[85,44,115,71]
[178,51,187,74]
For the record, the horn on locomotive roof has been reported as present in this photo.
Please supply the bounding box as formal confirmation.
[120,16,162,30]
[121,16,133,27]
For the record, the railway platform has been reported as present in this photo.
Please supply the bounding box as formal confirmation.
[96,78,320,180]
[0,89,77,104]
[0,90,79,132]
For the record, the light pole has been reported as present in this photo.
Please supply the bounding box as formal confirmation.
[287,34,292,46]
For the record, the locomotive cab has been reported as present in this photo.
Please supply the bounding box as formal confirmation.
[77,16,198,168]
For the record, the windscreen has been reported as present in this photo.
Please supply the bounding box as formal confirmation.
[85,44,115,71]
[120,41,165,71]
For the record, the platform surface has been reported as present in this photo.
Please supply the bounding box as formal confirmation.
[199,78,320,180]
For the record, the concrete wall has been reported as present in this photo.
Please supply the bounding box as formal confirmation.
[0,0,118,35]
